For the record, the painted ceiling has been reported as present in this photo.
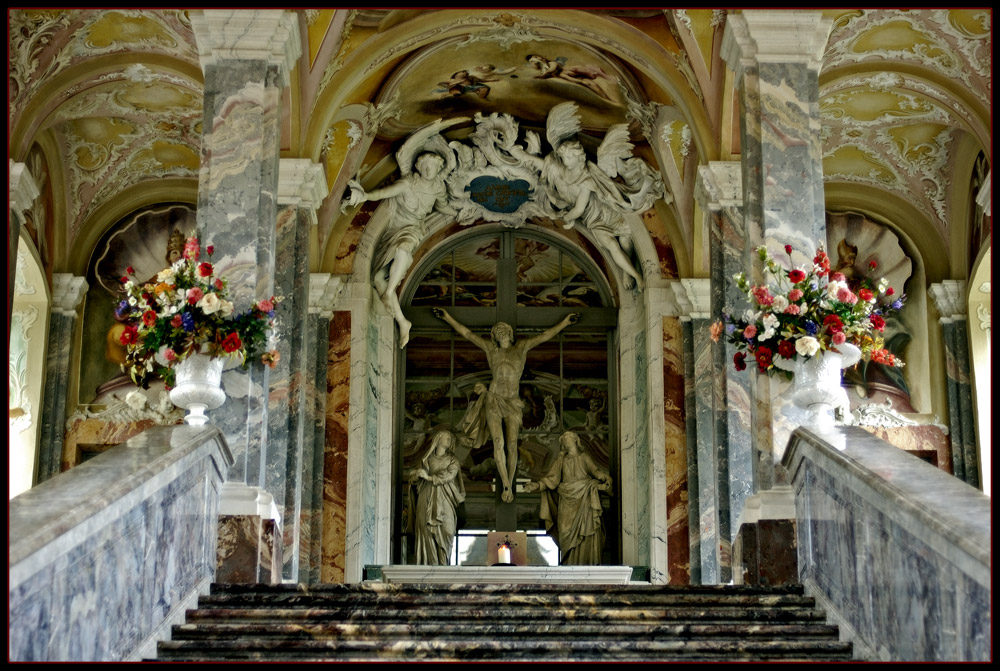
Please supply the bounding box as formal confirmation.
[7,8,992,280]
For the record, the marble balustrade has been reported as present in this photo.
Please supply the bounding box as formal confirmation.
[9,426,233,662]
[783,426,990,662]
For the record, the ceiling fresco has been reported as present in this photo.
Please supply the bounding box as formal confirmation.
[6,8,992,280]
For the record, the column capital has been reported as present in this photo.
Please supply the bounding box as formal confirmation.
[722,11,833,76]
[673,278,712,322]
[309,273,343,317]
[929,280,968,322]
[190,10,301,87]
[51,274,88,315]
[9,160,40,216]
[696,161,743,212]
[278,159,328,219]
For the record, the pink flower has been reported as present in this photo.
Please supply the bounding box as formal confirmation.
[830,272,846,282]
[788,288,804,301]
[257,298,274,314]
[837,287,857,304]
[215,278,224,291]
[752,286,774,306]
[261,349,280,368]
[743,324,757,339]
[171,314,183,328]
[183,236,200,261]
[831,331,846,345]
[783,304,801,315]
[709,320,723,343]
[164,348,177,362]
[186,287,204,304]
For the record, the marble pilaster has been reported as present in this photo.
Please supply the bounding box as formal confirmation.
[661,315,689,585]
[9,160,39,336]
[722,10,835,483]
[929,281,979,488]
[678,278,729,584]
[321,309,351,583]
[189,9,300,489]
[38,275,87,482]
[267,159,327,582]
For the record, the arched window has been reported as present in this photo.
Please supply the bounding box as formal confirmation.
[393,225,620,565]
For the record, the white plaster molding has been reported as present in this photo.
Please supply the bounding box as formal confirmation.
[14,249,37,297]
[735,487,797,529]
[218,482,281,523]
[928,280,968,322]
[695,161,743,211]
[976,303,990,332]
[379,565,634,585]
[308,273,344,317]
[50,274,88,316]
[676,278,712,320]
[190,10,302,87]
[277,159,328,221]
[975,171,991,216]
[852,398,919,429]
[722,11,833,75]
[8,159,40,215]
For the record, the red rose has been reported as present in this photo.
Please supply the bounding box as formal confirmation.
[215,278,224,290]
[755,346,773,372]
[119,326,139,345]
[784,245,793,255]
[858,288,874,302]
[142,310,157,327]
[206,245,214,255]
[823,314,844,333]
[120,276,128,284]
[222,332,242,353]
[733,352,747,371]
[870,314,886,331]
[777,340,796,359]
[886,287,894,296]
[199,262,213,277]
[869,260,877,270]
[788,269,806,283]
[126,266,135,275]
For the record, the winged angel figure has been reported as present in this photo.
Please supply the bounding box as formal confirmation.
[342,117,469,348]
[506,102,664,290]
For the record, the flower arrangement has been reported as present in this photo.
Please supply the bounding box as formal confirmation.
[711,244,906,375]
[115,236,280,388]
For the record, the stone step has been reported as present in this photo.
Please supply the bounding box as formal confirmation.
[169,620,844,640]
[155,637,854,662]
[182,605,831,624]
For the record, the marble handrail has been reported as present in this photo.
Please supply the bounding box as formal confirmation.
[783,426,990,662]
[9,425,233,662]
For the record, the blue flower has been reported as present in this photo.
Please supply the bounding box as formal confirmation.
[804,320,819,335]
[891,300,903,310]
[115,300,130,318]
[181,311,195,332]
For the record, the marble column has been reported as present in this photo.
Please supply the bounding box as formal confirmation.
[929,281,980,488]
[266,160,327,582]
[722,10,834,479]
[189,9,301,582]
[39,275,87,481]
[677,278,730,584]
[303,274,338,584]
[9,161,39,342]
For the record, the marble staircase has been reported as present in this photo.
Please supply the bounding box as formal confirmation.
[154,582,854,662]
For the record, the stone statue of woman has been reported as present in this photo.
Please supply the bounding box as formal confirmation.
[524,430,612,565]
[408,429,466,566]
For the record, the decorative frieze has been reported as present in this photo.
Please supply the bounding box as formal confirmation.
[189,10,301,85]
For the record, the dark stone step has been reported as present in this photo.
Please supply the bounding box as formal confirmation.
[182,605,831,624]
[155,637,854,662]
[170,620,844,641]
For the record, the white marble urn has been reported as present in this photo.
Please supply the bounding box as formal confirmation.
[169,352,226,426]
[775,343,860,436]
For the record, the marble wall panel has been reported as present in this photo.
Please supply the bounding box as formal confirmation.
[321,311,350,583]
[662,317,689,584]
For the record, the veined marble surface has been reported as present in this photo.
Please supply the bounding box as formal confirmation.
[378,565,636,585]
[783,426,990,662]
[9,425,232,661]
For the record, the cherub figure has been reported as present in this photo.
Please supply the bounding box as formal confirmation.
[342,118,468,347]
[507,102,663,290]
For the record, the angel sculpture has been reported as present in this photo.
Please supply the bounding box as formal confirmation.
[508,102,664,290]
[342,118,469,348]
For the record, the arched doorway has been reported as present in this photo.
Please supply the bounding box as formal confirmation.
[392,225,620,565]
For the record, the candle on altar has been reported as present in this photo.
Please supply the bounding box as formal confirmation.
[498,543,511,564]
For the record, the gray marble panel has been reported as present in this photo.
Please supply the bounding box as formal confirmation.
[784,426,989,661]
[38,311,74,481]
[681,320,701,584]
[9,426,232,661]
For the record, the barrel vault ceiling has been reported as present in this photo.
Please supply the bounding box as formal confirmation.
[8,8,991,281]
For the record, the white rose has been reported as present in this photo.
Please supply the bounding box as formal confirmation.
[125,390,147,410]
[771,295,789,312]
[198,292,221,315]
[157,268,176,283]
[762,313,779,330]
[795,336,821,357]
[219,300,235,318]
